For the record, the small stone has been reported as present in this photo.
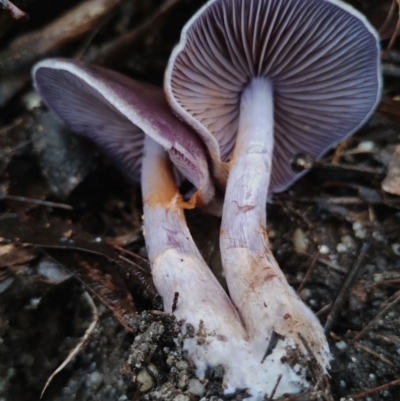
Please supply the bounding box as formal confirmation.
[357,141,375,151]
[178,374,189,389]
[147,363,158,378]
[87,372,103,390]
[309,299,318,307]
[353,222,367,239]
[340,235,357,250]
[340,380,347,388]
[137,369,153,392]
[0,277,14,294]
[175,360,189,371]
[188,378,205,396]
[372,231,385,242]
[300,288,312,301]
[173,395,190,401]
[391,243,400,256]
[335,341,347,351]
[318,245,330,254]
[212,365,224,379]
[293,227,309,254]
[337,243,347,253]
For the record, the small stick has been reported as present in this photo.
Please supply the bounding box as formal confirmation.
[324,243,370,334]
[350,376,400,399]
[0,0,121,73]
[354,342,394,367]
[112,244,150,266]
[353,290,400,342]
[90,0,184,65]
[266,374,282,400]
[118,254,151,275]
[0,0,28,20]
[172,292,179,313]
[382,0,400,58]
[315,302,332,318]
[40,291,98,398]
[297,251,319,294]
[318,258,348,274]
[0,194,73,210]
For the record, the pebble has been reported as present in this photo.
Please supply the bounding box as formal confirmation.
[319,245,330,254]
[137,370,154,392]
[178,374,189,389]
[391,243,400,256]
[293,227,309,253]
[175,361,189,371]
[353,222,367,239]
[187,378,205,396]
[335,341,347,351]
[357,141,375,151]
[88,372,103,390]
[341,235,357,250]
[300,288,312,301]
[173,395,190,401]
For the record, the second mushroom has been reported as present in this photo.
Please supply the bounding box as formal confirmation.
[32,58,249,383]
[165,0,381,397]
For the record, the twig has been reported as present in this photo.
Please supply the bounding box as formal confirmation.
[0,194,73,210]
[0,0,121,74]
[0,0,28,20]
[353,342,394,367]
[118,254,151,275]
[324,243,370,334]
[0,117,23,135]
[90,0,184,65]
[40,291,99,398]
[353,289,400,342]
[379,0,398,37]
[297,251,319,294]
[266,375,282,400]
[318,258,348,274]
[382,0,400,58]
[112,244,150,267]
[1,134,47,156]
[315,302,332,318]
[172,292,179,313]
[350,376,400,399]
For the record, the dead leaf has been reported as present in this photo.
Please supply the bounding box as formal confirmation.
[382,144,400,196]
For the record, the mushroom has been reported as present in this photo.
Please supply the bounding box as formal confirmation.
[32,58,247,378]
[165,0,381,397]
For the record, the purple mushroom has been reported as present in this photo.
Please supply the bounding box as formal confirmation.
[32,58,247,380]
[165,0,381,397]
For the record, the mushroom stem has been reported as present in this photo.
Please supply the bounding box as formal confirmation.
[141,136,246,376]
[220,79,330,384]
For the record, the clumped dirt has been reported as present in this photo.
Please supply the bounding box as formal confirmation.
[1,1,400,400]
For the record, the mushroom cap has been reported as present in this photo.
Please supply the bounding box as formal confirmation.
[33,59,214,204]
[165,0,381,193]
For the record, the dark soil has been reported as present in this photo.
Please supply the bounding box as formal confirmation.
[1,1,400,400]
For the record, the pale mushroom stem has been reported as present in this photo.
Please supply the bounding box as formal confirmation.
[141,135,246,376]
[220,79,329,368]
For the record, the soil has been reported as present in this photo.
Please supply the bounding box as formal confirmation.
[1,1,400,401]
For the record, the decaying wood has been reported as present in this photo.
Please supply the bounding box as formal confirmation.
[0,0,121,74]
[0,0,28,20]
